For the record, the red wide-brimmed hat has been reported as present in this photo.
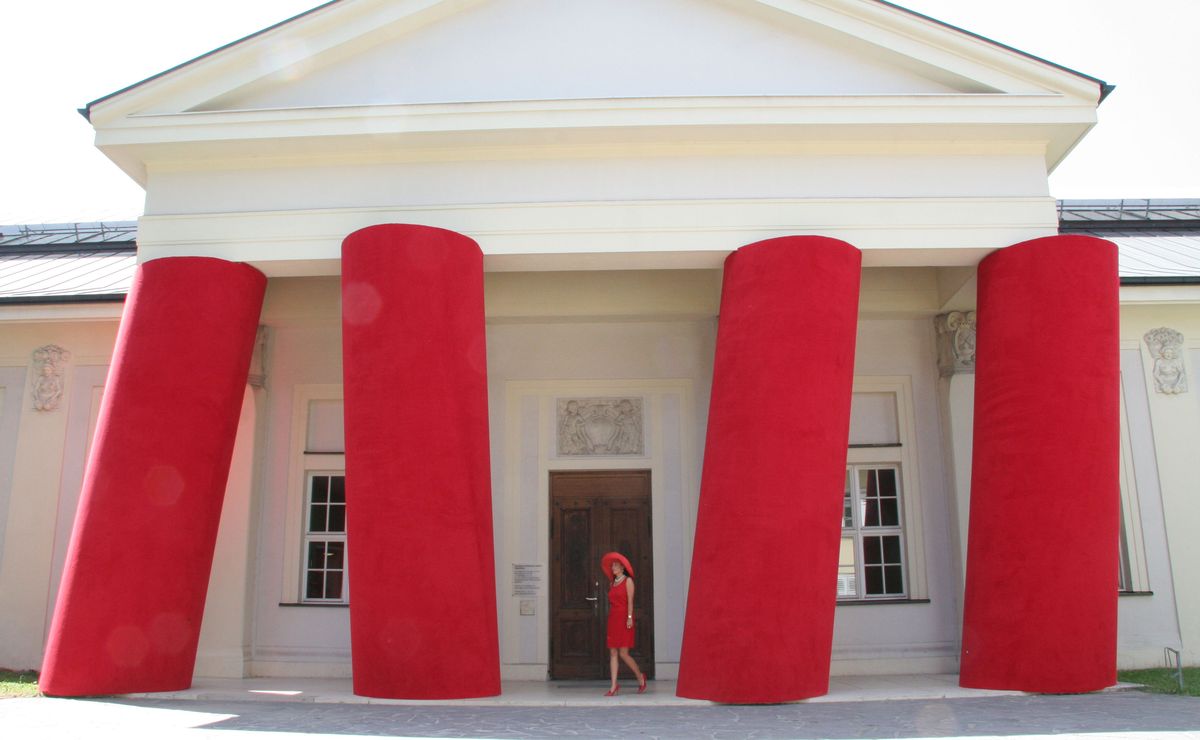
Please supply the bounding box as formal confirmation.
[601,552,634,579]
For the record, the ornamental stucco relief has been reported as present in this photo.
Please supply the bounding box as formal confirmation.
[556,397,644,456]
[1144,327,1188,395]
[248,326,269,389]
[935,311,976,377]
[31,344,71,412]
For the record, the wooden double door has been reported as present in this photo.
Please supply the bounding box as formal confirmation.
[549,470,654,679]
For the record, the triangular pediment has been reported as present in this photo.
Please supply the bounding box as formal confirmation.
[88,0,1105,122]
[190,0,996,112]
[85,0,1108,185]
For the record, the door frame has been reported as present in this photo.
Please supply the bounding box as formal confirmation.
[549,468,655,680]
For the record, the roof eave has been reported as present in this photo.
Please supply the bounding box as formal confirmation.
[80,0,342,123]
[876,0,1113,105]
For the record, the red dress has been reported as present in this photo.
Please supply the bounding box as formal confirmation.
[606,577,635,648]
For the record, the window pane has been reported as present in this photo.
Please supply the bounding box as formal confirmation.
[884,565,904,594]
[311,475,329,503]
[877,468,897,498]
[307,541,326,567]
[309,503,328,533]
[306,400,345,453]
[880,498,899,527]
[864,499,880,527]
[882,535,902,564]
[865,566,884,595]
[842,470,853,528]
[305,570,325,600]
[326,541,345,570]
[837,536,857,597]
[848,392,900,446]
[863,535,882,564]
[862,469,878,497]
[327,504,346,533]
[325,571,344,600]
[330,475,345,504]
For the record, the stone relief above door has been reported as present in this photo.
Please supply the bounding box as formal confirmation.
[556,397,645,457]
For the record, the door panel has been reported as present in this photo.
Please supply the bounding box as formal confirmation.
[550,470,654,680]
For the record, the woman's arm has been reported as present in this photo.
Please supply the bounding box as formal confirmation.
[625,578,635,626]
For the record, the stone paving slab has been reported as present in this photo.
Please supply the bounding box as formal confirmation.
[2,690,1198,739]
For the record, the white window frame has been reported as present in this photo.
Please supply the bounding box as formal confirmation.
[283,384,346,604]
[301,471,349,604]
[840,464,908,600]
[839,377,927,601]
[1118,370,1150,593]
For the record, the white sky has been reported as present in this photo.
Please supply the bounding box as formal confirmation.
[1,0,1197,225]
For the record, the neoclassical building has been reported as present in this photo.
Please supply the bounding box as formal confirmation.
[1,0,1197,702]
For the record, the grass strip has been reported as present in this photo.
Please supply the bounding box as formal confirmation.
[1119,667,1200,697]
[0,670,40,699]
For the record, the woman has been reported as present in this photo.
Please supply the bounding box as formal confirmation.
[601,551,647,696]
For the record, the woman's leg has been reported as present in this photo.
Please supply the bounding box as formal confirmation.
[608,648,619,693]
[617,647,644,684]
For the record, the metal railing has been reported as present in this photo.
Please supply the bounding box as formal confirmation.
[1165,647,1185,693]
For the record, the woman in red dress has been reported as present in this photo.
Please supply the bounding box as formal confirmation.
[601,551,647,696]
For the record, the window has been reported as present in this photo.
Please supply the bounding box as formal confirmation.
[283,385,346,604]
[838,378,926,602]
[839,465,907,599]
[303,473,347,603]
[1116,368,1150,593]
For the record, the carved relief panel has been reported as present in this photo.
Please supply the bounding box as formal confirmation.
[556,397,644,456]
[1144,327,1188,395]
[934,311,976,377]
[31,344,71,412]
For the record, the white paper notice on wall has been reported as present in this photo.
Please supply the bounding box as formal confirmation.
[513,563,542,597]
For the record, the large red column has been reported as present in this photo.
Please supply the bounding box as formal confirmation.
[677,236,861,703]
[960,234,1119,693]
[341,224,500,699]
[40,257,265,697]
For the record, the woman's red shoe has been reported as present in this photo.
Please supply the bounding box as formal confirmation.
[637,676,647,694]
[604,686,619,697]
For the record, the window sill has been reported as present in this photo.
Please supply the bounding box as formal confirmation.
[1119,590,1154,597]
[836,598,930,606]
[279,602,350,608]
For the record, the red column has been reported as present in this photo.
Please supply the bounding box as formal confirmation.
[677,236,861,703]
[960,234,1119,693]
[341,224,500,699]
[40,257,265,697]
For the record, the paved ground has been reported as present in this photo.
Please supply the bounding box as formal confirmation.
[2,691,1199,739]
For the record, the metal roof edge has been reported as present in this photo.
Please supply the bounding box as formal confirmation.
[1120,277,1200,286]
[0,294,128,306]
[877,1,1112,103]
[81,1,341,122]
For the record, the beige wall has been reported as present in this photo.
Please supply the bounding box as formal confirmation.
[1119,296,1200,665]
[3,279,1195,678]
[0,319,118,670]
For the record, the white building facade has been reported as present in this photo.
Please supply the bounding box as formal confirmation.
[0,0,1196,695]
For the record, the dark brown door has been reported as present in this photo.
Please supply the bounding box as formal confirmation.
[549,470,654,680]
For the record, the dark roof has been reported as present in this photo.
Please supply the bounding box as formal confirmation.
[0,223,136,304]
[2,202,1197,305]
[1059,200,1200,284]
[1059,199,1200,231]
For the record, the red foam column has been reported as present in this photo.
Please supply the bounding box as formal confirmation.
[342,224,500,699]
[960,235,1119,693]
[677,236,861,703]
[40,257,265,697]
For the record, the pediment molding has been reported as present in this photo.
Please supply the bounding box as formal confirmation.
[87,0,1105,124]
[84,0,1107,183]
